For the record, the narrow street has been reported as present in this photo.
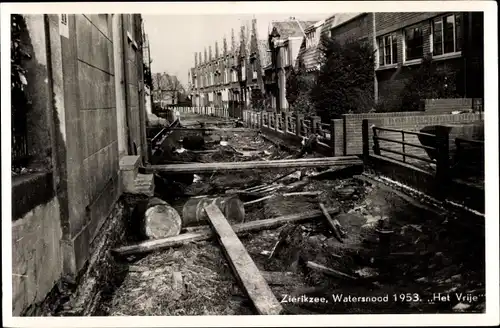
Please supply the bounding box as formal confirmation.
[94,114,485,316]
[7,9,491,324]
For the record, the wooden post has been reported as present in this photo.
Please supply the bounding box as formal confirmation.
[362,119,369,162]
[311,116,321,134]
[296,114,304,137]
[330,119,336,156]
[435,125,450,197]
[372,125,380,155]
[284,113,290,134]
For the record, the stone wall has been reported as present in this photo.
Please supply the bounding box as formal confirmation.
[12,197,63,316]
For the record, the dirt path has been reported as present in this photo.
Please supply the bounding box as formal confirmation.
[98,116,485,316]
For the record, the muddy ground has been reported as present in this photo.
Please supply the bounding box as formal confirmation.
[95,116,485,316]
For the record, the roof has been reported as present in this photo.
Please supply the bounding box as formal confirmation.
[270,20,317,39]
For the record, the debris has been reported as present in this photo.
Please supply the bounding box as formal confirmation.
[112,207,340,256]
[308,165,364,180]
[244,195,275,206]
[452,302,471,312]
[319,203,345,243]
[260,271,301,286]
[282,191,322,197]
[182,195,245,226]
[193,174,202,183]
[182,135,205,150]
[260,250,271,256]
[204,203,283,315]
[172,272,184,294]
[355,267,379,278]
[305,261,357,280]
[174,147,187,154]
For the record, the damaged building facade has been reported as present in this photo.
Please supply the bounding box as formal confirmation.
[189,18,268,118]
[11,14,151,315]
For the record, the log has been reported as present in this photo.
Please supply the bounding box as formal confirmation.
[204,203,283,315]
[306,261,357,280]
[144,156,363,174]
[319,203,345,242]
[112,207,340,256]
[244,195,275,206]
[182,195,245,227]
[135,198,182,239]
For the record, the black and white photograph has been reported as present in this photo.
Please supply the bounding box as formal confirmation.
[2,1,498,327]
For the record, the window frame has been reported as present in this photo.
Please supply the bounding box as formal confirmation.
[431,13,463,59]
[378,32,399,68]
[403,22,425,64]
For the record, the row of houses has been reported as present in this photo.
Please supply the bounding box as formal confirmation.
[189,12,484,115]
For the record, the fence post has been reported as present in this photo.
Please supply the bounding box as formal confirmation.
[372,126,380,155]
[362,119,369,162]
[330,119,336,156]
[311,116,321,134]
[296,114,304,137]
[284,113,290,134]
[435,125,450,196]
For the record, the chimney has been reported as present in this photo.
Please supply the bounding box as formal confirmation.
[215,41,219,58]
[198,52,202,65]
[223,35,228,55]
[240,25,246,56]
[204,47,208,62]
[209,45,212,60]
[194,52,198,66]
[231,28,236,52]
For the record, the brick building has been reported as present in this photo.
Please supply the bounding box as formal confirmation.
[324,12,484,109]
[264,19,316,112]
[11,14,149,315]
[190,18,268,118]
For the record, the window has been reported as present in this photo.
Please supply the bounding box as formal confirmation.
[306,30,318,48]
[404,24,424,61]
[378,33,398,66]
[241,61,246,80]
[432,13,462,56]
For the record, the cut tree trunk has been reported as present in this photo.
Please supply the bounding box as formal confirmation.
[112,207,340,256]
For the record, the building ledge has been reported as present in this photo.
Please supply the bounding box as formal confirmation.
[432,52,462,61]
[376,63,398,71]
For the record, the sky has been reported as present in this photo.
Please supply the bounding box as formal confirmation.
[143,13,327,87]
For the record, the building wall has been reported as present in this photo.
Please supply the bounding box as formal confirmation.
[11,13,146,315]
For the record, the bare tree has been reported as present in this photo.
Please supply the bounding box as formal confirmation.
[152,72,185,104]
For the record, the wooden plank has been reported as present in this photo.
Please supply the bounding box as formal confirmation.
[112,207,340,256]
[144,156,363,174]
[204,203,283,315]
[319,203,344,243]
[306,261,357,280]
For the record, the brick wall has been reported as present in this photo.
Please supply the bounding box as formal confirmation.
[331,13,374,45]
[366,113,483,165]
[424,98,473,114]
[343,111,427,154]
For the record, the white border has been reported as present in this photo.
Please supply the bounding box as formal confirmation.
[1,1,498,327]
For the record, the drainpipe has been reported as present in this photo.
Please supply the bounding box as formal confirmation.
[121,15,134,155]
[372,12,378,104]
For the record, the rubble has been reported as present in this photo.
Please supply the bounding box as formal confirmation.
[96,116,485,316]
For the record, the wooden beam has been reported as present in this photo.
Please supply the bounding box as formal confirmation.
[112,207,339,256]
[306,261,357,280]
[319,202,344,243]
[144,156,363,174]
[204,203,283,315]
